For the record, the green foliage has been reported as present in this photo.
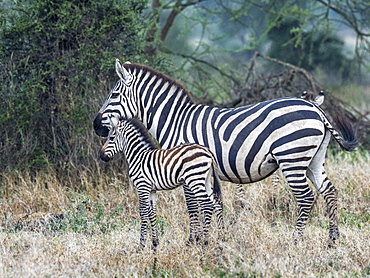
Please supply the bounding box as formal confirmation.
[0,0,150,171]
[62,192,124,234]
[160,0,363,108]
[328,84,370,111]
[266,8,354,81]
[150,257,177,278]
[0,192,126,234]
[156,215,170,236]
[340,212,369,229]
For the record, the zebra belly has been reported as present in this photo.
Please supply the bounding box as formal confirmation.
[218,148,278,184]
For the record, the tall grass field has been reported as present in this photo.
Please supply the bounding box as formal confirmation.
[0,152,369,277]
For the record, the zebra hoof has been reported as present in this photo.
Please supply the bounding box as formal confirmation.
[186,236,203,248]
[292,229,303,243]
[137,241,146,252]
[328,227,340,248]
[327,240,337,249]
[329,227,340,241]
[152,239,159,252]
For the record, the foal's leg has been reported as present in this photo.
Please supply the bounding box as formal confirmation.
[213,197,224,241]
[206,168,224,241]
[137,186,151,249]
[149,191,159,250]
[183,184,201,244]
[186,177,214,245]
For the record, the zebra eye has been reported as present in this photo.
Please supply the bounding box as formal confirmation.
[111,92,120,98]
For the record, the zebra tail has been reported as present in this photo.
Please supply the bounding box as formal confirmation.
[324,114,359,152]
[212,160,223,203]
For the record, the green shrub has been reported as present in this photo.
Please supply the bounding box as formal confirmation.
[0,0,152,171]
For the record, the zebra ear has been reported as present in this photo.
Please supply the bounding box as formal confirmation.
[115,59,132,84]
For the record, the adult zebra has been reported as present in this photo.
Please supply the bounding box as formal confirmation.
[94,59,358,246]
[100,116,224,249]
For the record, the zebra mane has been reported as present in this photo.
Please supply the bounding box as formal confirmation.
[123,63,196,103]
[120,116,159,150]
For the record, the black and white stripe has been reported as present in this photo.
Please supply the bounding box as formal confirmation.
[100,116,224,249]
[94,60,358,246]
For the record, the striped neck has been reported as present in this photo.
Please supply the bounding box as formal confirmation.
[119,118,158,165]
[124,63,197,143]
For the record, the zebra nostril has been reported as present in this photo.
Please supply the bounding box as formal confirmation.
[100,151,110,162]
[94,113,109,137]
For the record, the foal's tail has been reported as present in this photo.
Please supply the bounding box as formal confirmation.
[210,153,225,235]
[211,155,222,203]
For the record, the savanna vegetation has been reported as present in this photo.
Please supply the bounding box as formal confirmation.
[0,0,369,277]
[0,154,369,277]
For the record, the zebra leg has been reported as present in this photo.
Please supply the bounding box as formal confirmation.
[235,184,246,209]
[208,170,224,242]
[213,198,224,242]
[183,184,201,245]
[282,166,315,242]
[321,183,339,248]
[307,166,339,246]
[307,131,339,247]
[186,179,214,246]
[308,168,339,247]
[149,191,159,251]
[137,190,151,249]
[271,172,280,189]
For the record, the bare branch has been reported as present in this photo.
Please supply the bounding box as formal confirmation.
[145,0,161,55]
[253,52,318,93]
[161,47,240,85]
[160,1,183,42]
[316,0,370,37]
[160,0,207,42]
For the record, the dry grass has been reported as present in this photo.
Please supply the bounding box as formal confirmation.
[0,153,369,277]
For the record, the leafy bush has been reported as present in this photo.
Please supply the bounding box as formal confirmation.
[0,0,151,171]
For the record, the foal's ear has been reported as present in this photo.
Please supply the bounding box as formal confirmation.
[115,59,133,84]
[109,116,120,128]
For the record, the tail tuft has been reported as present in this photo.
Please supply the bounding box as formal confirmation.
[332,114,359,151]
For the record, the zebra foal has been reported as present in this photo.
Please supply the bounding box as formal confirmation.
[100,116,224,250]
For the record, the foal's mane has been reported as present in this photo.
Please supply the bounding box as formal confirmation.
[120,116,159,150]
[123,63,196,103]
